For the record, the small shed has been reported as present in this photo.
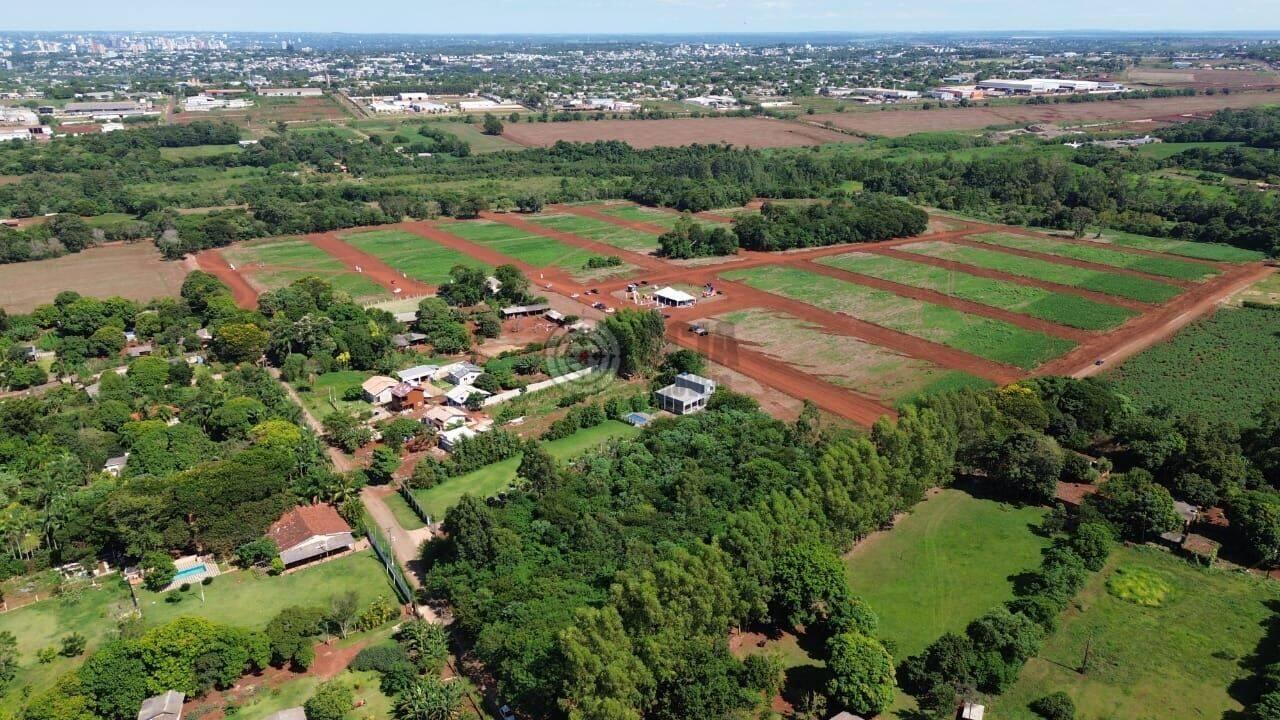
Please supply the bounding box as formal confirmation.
[446,385,491,407]
[137,691,185,720]
[262,709,307,720]
[502,303,551,318]
[828,713,867,720]
[959,703,985,720]
[126,344,155,358]
[391,332,428,349]
[103,454,129,478]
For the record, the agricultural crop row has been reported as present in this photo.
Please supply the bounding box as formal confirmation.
[1106,305,1280,423]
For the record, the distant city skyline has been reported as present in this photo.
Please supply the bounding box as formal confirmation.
[6,0,1280,35]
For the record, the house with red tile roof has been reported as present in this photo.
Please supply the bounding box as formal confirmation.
[267,504,355,568]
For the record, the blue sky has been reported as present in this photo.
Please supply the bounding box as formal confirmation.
[7,0,1280,34]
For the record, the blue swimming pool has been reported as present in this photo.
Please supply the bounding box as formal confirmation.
[173,564,207,581]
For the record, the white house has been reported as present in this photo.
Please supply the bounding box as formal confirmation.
[361,375,399,405]
[396,364,439,387]
[655,373,716,415]
[446,385,491,407]
[137,691,185,720]
[438,425,478,451]
[103,453,129,478]
[267,504,355,568]
[424,405,468,430]
[443,362,484,386]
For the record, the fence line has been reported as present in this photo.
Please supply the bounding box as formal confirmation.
[364,523,414,603]
[398,483,432,526]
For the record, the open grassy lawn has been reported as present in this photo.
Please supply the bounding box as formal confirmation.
[292,370,374,419]
[159,143,243,160]
[441,220,606,271]
[1134,140,1243,160]
[412,421,639,521]
[899,241,1183,303]
[438,121,525,153]
[342,228,488,285]
[993,546,1279,720]
[137,551,394,630]
[711,308,990,404]
[1106,305,1280,423]
[529,212,661,253]
[819,252,1137,331]
[595,204,725,230]
[385,491,427,531]
[968,232,1218,281]
[722,265,1076,369]
[235,669,392,720]
[1237,270,1280,308]
[844,489,1050,659]
[0,580,136,705]
[223,238,388,300]
[1091,228,1267,263]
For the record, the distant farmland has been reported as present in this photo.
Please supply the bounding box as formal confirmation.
[501,117,854,148]
[810,91,1280,136]
[0,243,188,313]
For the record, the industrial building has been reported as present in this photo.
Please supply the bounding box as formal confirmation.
[258,87,323,97]
[974,78,1119,95]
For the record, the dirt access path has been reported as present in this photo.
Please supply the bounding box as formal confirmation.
[182,639,370,720]
[306,231,435,297]
[1038,263,1276,378]
[196,248,260,308]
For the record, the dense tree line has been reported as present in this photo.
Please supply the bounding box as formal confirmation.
[860,146,1280,254]
[733,195,928,251]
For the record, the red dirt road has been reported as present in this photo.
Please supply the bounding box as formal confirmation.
[307,231,435,297]
[196,248,260,308]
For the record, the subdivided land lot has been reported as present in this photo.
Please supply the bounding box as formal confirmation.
[222,237,388,301]
[818,251,1137,331]
[898,240,1183,303]
[966,232,1219,281]
[708,308,990,405]
[723,264,1076,369]
[1105,304,1280,423]
[341,227,488,285]
[501,116,855,149]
